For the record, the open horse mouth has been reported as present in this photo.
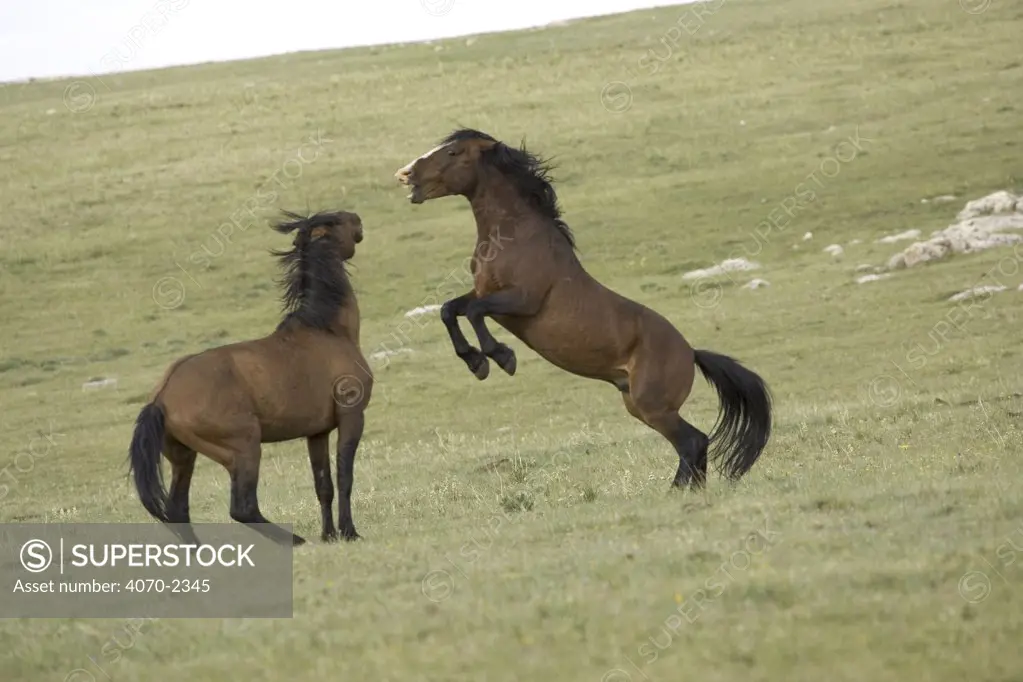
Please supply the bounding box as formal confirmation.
[394,167,424,203]
[404,183,425,204]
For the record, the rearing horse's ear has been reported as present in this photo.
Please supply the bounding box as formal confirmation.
[309,226,329,241]
[482,141,515,169]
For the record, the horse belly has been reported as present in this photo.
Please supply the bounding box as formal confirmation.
[258,398,336,443]
[493,313,627,380]
[249,374,338,443]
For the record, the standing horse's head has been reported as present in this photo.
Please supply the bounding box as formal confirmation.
[394,128,502,204]
[274,210,364,260]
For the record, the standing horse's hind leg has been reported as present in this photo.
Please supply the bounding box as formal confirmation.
[165,438,201,545]
[228,442,307,546]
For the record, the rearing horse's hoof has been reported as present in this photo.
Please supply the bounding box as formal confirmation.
[671,476,705,490]
[492,346,516,376]
[470,357,490,380]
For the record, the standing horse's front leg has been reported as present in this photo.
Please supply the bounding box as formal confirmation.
[335,410,365,541]
[441,291,491,380]
[465,288,542,377]
[306,433,337,542]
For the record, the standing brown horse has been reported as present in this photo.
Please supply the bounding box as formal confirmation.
[394,129,772,488]
[128,210,373,546]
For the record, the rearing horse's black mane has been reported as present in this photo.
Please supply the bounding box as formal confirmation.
[270,210,352,333]
[442,128,576,250]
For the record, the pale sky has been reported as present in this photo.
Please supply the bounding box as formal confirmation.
[0,0,691,82]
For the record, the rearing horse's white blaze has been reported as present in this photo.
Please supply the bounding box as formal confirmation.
[394,143,449,182]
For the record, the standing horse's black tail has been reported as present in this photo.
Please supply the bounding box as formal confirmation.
[694,350,773,480]
[128,402,170,522]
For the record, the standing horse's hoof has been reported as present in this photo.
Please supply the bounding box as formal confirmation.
[491,345,517,376]
[341,529,361,542]
[322,531,339,543]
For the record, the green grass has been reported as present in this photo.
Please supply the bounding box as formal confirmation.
[3,0,1023,679]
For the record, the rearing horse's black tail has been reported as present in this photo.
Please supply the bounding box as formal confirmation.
[694,350,773,480]
[128,402,170,522]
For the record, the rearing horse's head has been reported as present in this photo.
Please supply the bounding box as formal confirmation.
[393,128,574,249]
[393,129,504,204]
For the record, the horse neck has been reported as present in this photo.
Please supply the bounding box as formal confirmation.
[328,281,360,342]
[282,273,359,342]
[467,172,546,247]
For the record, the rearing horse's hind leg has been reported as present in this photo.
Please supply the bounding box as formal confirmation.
[441,291,491,380]
[621,390,708,489]
[165,438,201,545]
[228,441,307,546]
[668,419,709,488]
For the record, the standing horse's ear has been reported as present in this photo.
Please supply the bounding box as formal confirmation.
[310,226,329,241]
[273,210,308,235]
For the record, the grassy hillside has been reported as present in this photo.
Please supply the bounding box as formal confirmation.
[2,0,1022,679]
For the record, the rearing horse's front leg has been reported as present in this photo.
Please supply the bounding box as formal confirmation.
[465,288,542,377]
[441,291,491,380]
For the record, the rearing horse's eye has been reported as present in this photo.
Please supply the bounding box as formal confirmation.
[447,148,458,156]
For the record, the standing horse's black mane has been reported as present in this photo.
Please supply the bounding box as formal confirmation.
[442,128,576,250]
[270,210,353,333]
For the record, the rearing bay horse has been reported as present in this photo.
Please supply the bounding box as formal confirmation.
[394,129,772,488]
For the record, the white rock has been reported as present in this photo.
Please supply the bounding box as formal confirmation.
[370,348,413,361]
[802,232,813,241]
[948,285,1007,303]
[887,216,1023,270]
[405,304,442,318]
[856,274,890,284]
[743,278,770,290]
[883,190,1023,271]
[824,244,844,257]
[956,190,1020,221]
[877,229,922,244]
[82,378,117,390]
[854,264,875,273]
[849,239,862,245]
[681,258,760,281]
